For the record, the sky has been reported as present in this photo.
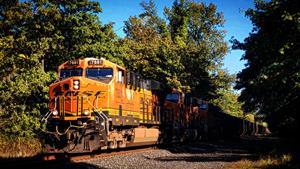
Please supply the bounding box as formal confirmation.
[97,0,255,75]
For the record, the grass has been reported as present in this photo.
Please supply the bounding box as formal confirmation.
[226,153,298,169]
[0,137,42,158]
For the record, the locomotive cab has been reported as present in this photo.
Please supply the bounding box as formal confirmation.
[48,58,116,120]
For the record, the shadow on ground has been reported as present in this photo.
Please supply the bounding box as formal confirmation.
[0,154,107,169]
[153,137,282,163]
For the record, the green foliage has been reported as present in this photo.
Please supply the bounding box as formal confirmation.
[181,1,228,98]
[211,74,244,117]
[233,0,300,137]
[0,1,53,139]
[0,66,53,138]
[30,0,122,70]
[164,0,189,41]
[123,0,230,99]
[123,6,183,88]
[0,0,121,142]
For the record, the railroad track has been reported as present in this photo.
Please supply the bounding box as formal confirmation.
[0,145,156,169]
[43,146,155,162]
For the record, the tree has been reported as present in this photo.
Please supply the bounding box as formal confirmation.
[31,0,122,71]
[0,0,122,145]
[123,0,183,89]
[167,0,229,99]
[211,84,244,118]
[0,1,54,140]
[123,0,230,100]
[164,0,189,42]
[233,0,300,137]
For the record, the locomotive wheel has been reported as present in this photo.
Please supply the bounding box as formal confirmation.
[61,130,83,153]
[108,139,117,149]
[117,139,126,148]
[62,142,76,152]
[89,134,102,152]
[43,133,59,151]
[62,134,77,152]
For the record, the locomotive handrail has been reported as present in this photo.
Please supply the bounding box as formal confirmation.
[85,96,110,136]
[94,111,110,135]
[41,111,52,124]
[41,97,58,123]
[54,97,58,112]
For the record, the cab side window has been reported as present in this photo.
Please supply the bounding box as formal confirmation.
[126,72,135,89]
[117,69,125,84]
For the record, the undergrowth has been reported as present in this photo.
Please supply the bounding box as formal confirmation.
[226,153,298,169]
[0,137,42,158]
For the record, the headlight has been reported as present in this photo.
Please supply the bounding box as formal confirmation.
[52,110,58,116]
[73,80,80,90]
[83,109,89,116]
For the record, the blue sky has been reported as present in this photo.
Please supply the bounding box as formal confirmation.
[97,0,255,75]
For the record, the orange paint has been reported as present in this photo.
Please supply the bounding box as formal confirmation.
[49,58,159,124]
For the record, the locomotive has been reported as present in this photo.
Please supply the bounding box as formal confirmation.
[42,57,208,152]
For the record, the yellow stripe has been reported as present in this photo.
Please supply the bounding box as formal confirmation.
[99,106,159,123]
[102,108,141,118]
[101,108,156,122]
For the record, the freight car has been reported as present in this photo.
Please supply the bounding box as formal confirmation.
[206,105,270,140]
[42,57,208,153]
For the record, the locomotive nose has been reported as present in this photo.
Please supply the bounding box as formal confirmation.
[49,78,85,117]
[51,78,81,95]
[63,78,81,91]
[50,79,70,96]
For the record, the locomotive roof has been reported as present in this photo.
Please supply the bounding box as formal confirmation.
[59,57,125,70]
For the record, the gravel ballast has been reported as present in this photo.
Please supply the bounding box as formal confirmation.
[81,142,256,169]
[7,138,278,169]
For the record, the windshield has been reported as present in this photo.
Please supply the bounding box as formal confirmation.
[166,93,179,103]
[60,68,83,80]
[86,68,113,83]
